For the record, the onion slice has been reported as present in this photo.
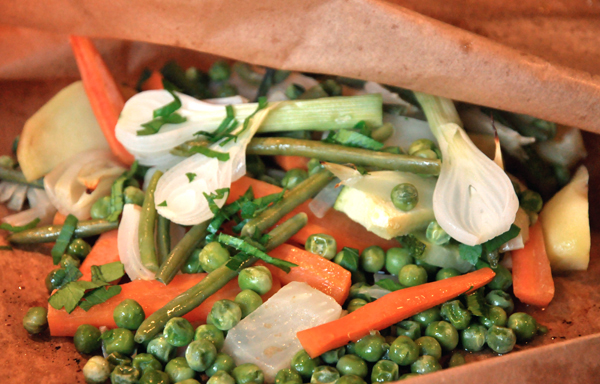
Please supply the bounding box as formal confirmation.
[118,204,154,281]
[3,188,56,226]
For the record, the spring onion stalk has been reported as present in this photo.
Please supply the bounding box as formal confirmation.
[415,92,519,246]
[0,167,44,189]
[115,91,382,167]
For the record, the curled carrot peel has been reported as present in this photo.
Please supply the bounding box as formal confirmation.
[512,221,555,307]
[297,268,496,358]
[69,35,134,166]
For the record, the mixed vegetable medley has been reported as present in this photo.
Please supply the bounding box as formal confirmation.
[1,36,591,384]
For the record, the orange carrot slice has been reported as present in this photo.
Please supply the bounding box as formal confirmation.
[511,222,555,307]
[297,268,496,358]
[48,273,281,336]
[69,35,134,166]
[53,212,67,226]
[274,156,310,171]
[257,244,351,305]
[142,71,165,91]
[228,176,397,252]
[79,230,120,281]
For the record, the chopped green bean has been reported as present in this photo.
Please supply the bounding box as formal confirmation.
[139,171,163,272]
[156,215,171,266]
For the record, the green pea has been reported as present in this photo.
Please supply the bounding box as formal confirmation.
[110,365,140,384]
[208,371,236,384]
[216,84,238,98]
[448,352,466,368]
[91,196,111,220]
[209,61,231,82]
[415,259,439,277]
[186,339,218,372]
[425,321,459,351]
[398,264,427,287]
[440,300,472,330]
[320,347,346,365]
[479,306,508,328]
[181,249,204,274]
[208,300,242,331]
[410,355,441,375]
[408,139,435,155]
[164,317,195,347]
[106,352,132,367]
[347,298,368,313]
[381,146,403,154]
[435,268,460,281]
[345,342,356,355]
[83,356,111,384]
[336,355,368,378]
[194,324,225,351]
[235,289,263,318]
[334,248,359,272]
[22,306,48,334]
[354,333,388,362]
[425,221,450,245]
[336,375,366,384]
[461,324,487,352]
[147,334,177,364]
[486,290,515,315]
[200,242,231,273]
[390,183,418,212]
[66,238,92,259]
[166,357,196,383]
[206,352,236,377]
[232,363,264,384]
[414,336,441,360]
[305,234,337,260]
[414,149,438,159]
[398,373,420,380]
[124,186,145,206]
[486,325,517,354]
[507,312,538,342]
[396,321,421,340]
[114,299,145,330]
[388,336,419,366]
[412,307,442,330]
[45,268,66,293]
[307,158,324,176]
[238,266,273,295]
[370,360,399,383]
[360,246,385,273]
[519,189,543,213]
[139,369,170,384]
[321,79,342,96]
[101,328,135,356]
[285,83,306,100]
[74,324,101,354]
[291,349,322,380]
[486,265,512,291]
[59,254,81,269]
[282,169,308,190]
[310,366,340,383]
[132,353,163,375]
[275,368,303,384]
[385,248,413,276]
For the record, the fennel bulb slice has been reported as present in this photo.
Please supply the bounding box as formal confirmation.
[416,93,519,246]
[222,282,342,382]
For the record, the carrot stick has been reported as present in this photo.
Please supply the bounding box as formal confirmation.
[297,268,496,358]
[53,212,67,226]
[228,176,397,252]
[79,230,120,281]
[257,244,351,305]
[274,156,310,171]
[141,71,165,91]
[69,35,134,166]
[48,273,281,336]
[511,221,555,307]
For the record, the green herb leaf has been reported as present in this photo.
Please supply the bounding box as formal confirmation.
[48,281,104,314]
[482,225,521,254]
[203,188,230,215]
[395,235,426,259]
[137,113,187,136]
[153,89,183,118]
[335,247,359,272]
[225,253,252,271]
[240,190,286,220]
[79,286,122,312]
[186,173,197,183]
[236,97,269,138]
[51,214,78,265]
[58,264,84,289]
[189,146,230,161]
[375,278,404,292]
[91,262,125,284]
[332,129,383,151]
[0,218,40,233]
[158,200,167,207]
[459,244,482,265]
[107,161,139,222]
[353,120,371,137]
[465,288,490,318]
[217,233,297,273]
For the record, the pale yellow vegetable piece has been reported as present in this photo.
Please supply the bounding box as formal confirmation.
[539,166,590,271]
[17,81,109,181]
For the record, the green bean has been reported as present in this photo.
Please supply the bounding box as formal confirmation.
[8,219,118,244]
[135,213,308,344]
[139,171,163,272]
[155,221,209,285]
[244,138,440,175]
[156,215,171,266]
[0,167,44,188]
[241,169,333,238]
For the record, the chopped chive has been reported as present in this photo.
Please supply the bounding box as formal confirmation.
[217,233,297,273]
[0,218,40,233]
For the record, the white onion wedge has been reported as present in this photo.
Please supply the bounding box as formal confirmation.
[118,204,155,281]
